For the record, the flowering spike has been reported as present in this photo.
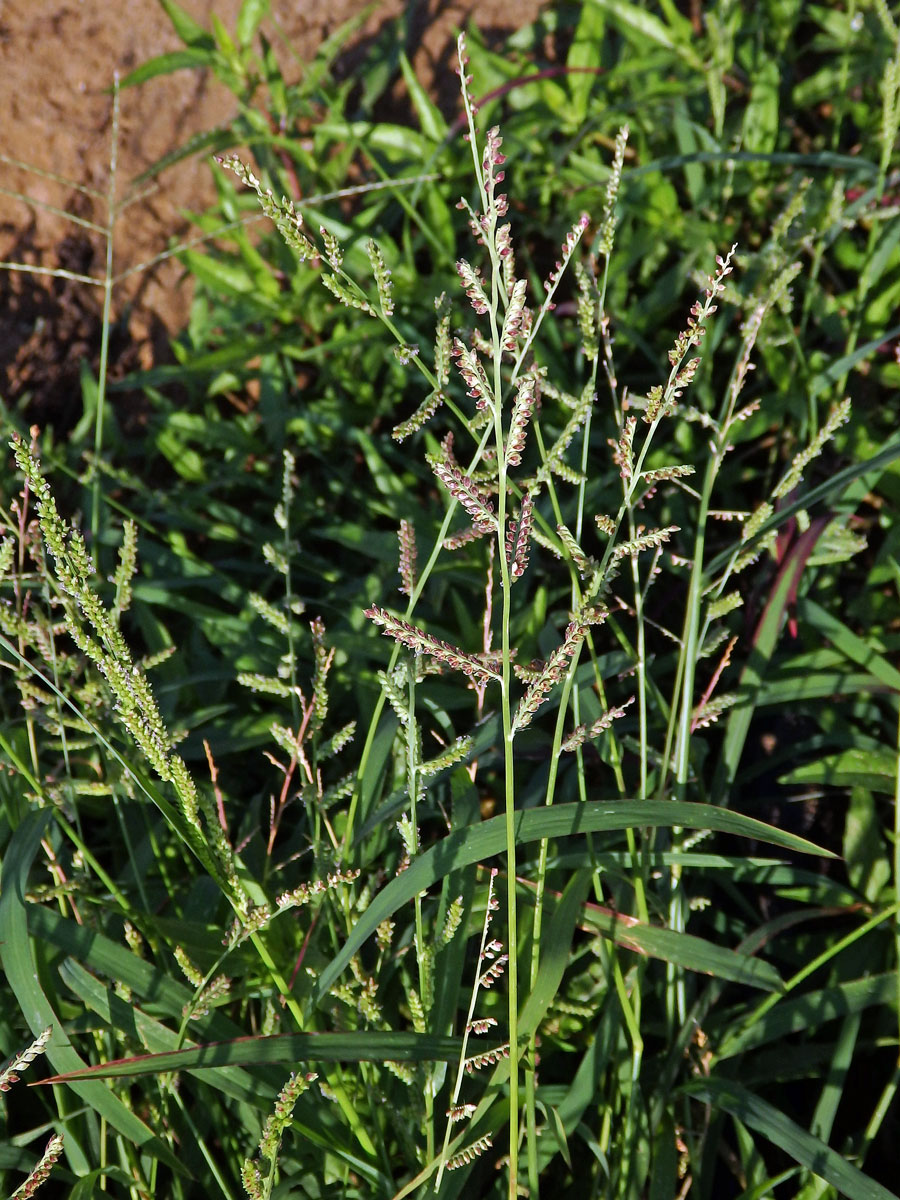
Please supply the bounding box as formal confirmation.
[513,618,590,731]
[774,398,851,499]
[562,696,635,751]
[451,337,493,410]
[366,240,394,316]
[501,278,528,353]
[456,259,489,314]
[611,415,637,479]
[398,519,417,596]
[319,225,342,269]
[392,390,444,442]
[505,373,536,466]
[506,493,534,581]
[365,607,500,683]
[217,156,318,260]
[599,125,629,257]
[428,457,496,532]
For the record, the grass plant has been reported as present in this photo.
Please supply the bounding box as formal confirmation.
[2,2,900,1198]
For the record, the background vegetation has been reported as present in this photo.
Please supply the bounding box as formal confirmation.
[2,1,900,1197]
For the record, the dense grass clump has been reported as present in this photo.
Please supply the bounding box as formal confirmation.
[2,3,900,1198]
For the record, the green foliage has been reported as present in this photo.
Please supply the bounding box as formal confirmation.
[1,2,900,1199]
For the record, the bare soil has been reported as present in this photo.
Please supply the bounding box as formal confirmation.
[0,0,542,424]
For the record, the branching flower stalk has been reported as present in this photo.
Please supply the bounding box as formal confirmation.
[455,37,524,1191]
[435,867,505,1190]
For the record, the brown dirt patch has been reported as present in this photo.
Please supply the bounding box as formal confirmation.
[0,0,544,427]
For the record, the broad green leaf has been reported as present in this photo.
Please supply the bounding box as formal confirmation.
[684,1077,899,1200]
[236,0,270,50]
[797,597,900,692]
[589,0,702,69]
[781,747,897,794]
[398,52,447,141]
[567,1,606,123]
[318,800,831,1005]
[844,786,892,902]
[716,974,896,1058]
[743,58,780,154]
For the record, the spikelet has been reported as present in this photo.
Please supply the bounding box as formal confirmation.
[10,1133,64,1199]
[692,693,739,729]
[421,732,475,777]
[321,271,373,314]
[452,337,493,410]
[439,896,465,947]
[707,591,743,620]
[392,390,444,441]
[501,277,528,352]
[556,523,594,577]
[542,214,591,307]
[505,373,537,467]
[574,259,599,361]
[642,464,695,486]
[318,224,342,268]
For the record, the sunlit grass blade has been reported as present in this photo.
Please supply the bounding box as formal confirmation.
[314,799,833,1006]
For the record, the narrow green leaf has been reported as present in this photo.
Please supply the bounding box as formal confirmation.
[684,1077,899,1200]
[158,0,214,48]
[579,905,783,991]
[320,800,831,1006]
[41,1031,466,1083]
[59,959,268,1107]
[810,321,900,398]
[0,811,187,1176]
[781,747,897,794]
[547,1105,572,1169]
[118,48,215,89]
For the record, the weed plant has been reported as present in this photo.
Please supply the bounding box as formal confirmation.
[2,4,900,1200]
